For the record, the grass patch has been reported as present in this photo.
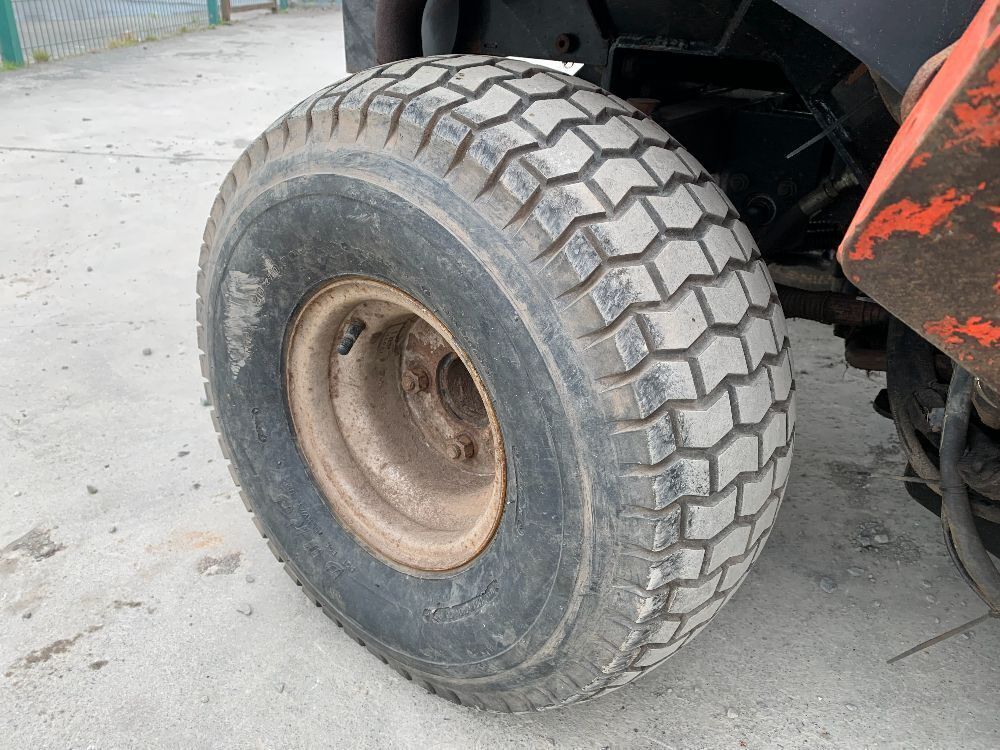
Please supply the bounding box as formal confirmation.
[31,49,51,63]
[1,60,22,72]
[108,32,139,49]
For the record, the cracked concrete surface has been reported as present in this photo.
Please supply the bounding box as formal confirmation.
[1,9,999,749]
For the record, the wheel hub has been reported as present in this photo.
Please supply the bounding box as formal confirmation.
[285,278,505,572]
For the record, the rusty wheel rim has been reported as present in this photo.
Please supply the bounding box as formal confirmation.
[285,277,506,572]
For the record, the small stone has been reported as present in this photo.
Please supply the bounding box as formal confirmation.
[924,594,937,604]
[846,703,857,712]
[921,579,933,589]
[86,266,93,272]
[177,450,190,458]
[236,603,252,616]
[86,484,99,495]
[819,577,837,594]
[725,707,740,719]
[858,536,874,548]
[142,347,153,356]
[873,600,882,608]
[22,611,32,619]
[74,177,84,185]
[192,483,201,490]
[135,166,141,173]
[276,682,285,693]
[109,525,117,534]
[245,574,255,583]
[13,490,22,497]
[961,632,972,641]
[200,696,209,703]
[847,567,864,577]
[873,533,890,544]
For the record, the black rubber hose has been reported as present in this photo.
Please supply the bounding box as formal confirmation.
[375,0,427,64]
[940,367,1000,612]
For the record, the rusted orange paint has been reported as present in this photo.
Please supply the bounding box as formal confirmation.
[945,55,1000,150]
[848,188,975,261]
[908,151,932,169]
[925,314,1000,347]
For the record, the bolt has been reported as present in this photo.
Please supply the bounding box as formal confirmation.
[448,434,475,461]
[336,320,366,356]
[554,33,578,54]
[401,368,429,393]
[729,173,750,192]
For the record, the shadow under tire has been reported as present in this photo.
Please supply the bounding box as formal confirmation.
[196,55,796,711]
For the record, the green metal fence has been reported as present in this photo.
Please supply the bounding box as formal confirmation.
[0,0,222,67]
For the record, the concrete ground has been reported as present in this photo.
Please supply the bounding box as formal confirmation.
[1,9,998,749]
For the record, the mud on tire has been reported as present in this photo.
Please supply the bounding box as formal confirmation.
[197,55,795,711]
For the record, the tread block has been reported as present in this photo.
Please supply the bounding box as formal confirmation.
[715,433,760,489]
[719,548,756,590]
[621,359,699,419]
[738,464,775,516]
[571,89,631,117]
[744,315,780,368]
[577,117,640,152]
[519,183,605,254]
[465,121,537,183]
[698,272,750,325]
[651,239,714,297]
[674,389,734,449]
[622,116,673,147]
[730,366,772,424]
[685,486,737,540]
[641,619,682,649]
[394,86,467,158]
[640,146,697,185]
[700,223,749,272]
[768,349,793,401]
[634,638,684,668]
[677,596,724,636]
[697,334,750,391]
[687,181,732,222]
[523,130,594,181]
[591,202,659,257]
[737,262,773,308]
[385,65,450,96]
[646,186,703,230]
[667,571,721,613]
[648,548,705,589]
[760,411,787,465]
[590,158,658,207]
[624,506,681,553]
[545,229,601,293]
[452,85,521,127]
[521,98,588,139]
[704,524,752,573]
[641,291,709,350]
[613,411,676,465]
[652,457,711,509]
[449,64,515,95]
[505,72,567,97]
[751,497,780,545]
[583,316,649,378]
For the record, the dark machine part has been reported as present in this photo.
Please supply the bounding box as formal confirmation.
[776,286,889,328]
[940,368,1000,612]
[885,321,1000,557]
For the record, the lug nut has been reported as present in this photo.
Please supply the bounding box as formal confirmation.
[448,434,475,461]
[401,368,429,394]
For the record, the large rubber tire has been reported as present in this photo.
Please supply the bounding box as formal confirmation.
[197,55,795,711]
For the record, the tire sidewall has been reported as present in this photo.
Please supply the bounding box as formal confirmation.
[205,148,618,682]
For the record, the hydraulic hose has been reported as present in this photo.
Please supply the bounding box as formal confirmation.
[940,367,1000,612]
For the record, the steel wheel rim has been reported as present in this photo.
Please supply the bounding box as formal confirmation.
[285,277,506,572]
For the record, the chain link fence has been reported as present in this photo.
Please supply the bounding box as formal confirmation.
[0,0,285,67]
